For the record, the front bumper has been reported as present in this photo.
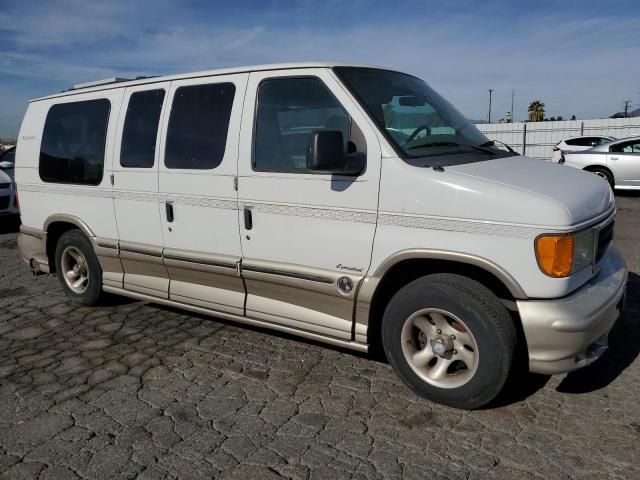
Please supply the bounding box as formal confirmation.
[517,246,627,374]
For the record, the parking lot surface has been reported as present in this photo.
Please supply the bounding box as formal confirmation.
[0,195,639,480]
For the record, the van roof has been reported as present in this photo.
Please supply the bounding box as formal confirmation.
[32,61,393,102]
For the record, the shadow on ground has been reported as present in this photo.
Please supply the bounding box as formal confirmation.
[76,252,640,407]
[0,215,20,234]
[615,190,640,198]
[557,271,639,393]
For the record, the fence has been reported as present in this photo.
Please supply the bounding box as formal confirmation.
[475,118,640,160]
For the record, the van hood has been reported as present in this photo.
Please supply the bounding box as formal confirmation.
[388,155,614,229]
[446,156,612,226]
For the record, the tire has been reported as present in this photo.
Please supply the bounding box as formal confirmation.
[588,167,614,190]
[54,229,103,306]
[381,273,516,409]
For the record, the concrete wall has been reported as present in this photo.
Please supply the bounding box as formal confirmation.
[476,118,640,160]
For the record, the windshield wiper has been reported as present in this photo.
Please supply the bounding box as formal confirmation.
[481,140,516,154]
[407,141,496,155]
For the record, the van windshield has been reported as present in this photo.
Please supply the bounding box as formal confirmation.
[334,67,506,165]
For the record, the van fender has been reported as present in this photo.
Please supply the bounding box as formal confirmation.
[353,249,527,343]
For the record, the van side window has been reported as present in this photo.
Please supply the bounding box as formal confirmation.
[121,89,165,168]
[165,83,235,170]
[253,77,351,173]
[39,99,110,185]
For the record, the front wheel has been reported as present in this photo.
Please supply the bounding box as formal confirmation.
[381,274,517,409]
[54,229,104,306]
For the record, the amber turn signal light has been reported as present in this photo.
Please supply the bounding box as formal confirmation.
[535,235,574,278]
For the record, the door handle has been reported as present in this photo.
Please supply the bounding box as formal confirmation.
[610,156,619,161]
[165,202,174,223]
[244,207,253,230]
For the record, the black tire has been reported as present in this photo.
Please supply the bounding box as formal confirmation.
[381,273,516,409]
[588,167,614,190]
[54,229,103,306]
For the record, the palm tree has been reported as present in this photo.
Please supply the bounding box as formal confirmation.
[528,100,545,122]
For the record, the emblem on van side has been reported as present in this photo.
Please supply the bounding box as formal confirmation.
[336,264,364,273]
[337,276,354,295]
[22,136,36,141]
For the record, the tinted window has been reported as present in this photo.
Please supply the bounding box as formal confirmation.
[121,89,165,168]
[611,141,640,153]
[165,83,235,169]
[40,99,110,185]
[566,137,597,146]
[253,77,350,173]
[622,142,640,153]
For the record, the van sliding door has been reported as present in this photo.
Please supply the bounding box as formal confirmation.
[157,74,248,314]
[112,82,171,297]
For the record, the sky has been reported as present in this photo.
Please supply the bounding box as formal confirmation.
[1,0,639,137]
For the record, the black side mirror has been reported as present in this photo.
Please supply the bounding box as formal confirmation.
[306,130,365,176]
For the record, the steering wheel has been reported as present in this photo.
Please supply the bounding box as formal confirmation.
[404,125,430,145]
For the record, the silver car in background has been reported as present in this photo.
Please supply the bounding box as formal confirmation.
[0,147,18,217]
[551,135,616,163]
[563,136,640,190]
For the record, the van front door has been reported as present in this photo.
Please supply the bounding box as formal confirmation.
[113,83,170,297]
[237,69,381,340]
[157,74,248,315]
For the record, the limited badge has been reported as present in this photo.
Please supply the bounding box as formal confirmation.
[337,276,353,295]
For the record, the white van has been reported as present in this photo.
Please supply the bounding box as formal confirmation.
[15,63,627,409]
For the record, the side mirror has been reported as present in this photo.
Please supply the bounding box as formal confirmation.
[306,130,365,176]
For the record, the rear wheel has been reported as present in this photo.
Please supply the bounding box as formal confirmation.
[54,230,103,306]
[381,274,516,409]
[588,167,614,189]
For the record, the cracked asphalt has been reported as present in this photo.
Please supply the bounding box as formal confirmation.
[1,194,639,480]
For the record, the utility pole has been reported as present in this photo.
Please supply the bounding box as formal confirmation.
[623,100,632,117]
[488,89,494,123]
[510,89,515,123]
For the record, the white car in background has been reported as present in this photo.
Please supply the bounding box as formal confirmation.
[0,147,19,217]
[552,135,616,163]
[563,136,640,189]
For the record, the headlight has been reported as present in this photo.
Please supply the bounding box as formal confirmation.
[535,229,594,278]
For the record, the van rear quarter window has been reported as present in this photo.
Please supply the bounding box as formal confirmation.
[39,99,111,185]
[165,83,235,170]
[121,89,165,168]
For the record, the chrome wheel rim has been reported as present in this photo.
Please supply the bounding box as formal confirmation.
[594,171,608,181]
[61,246,89,294]
[400,308,479,389]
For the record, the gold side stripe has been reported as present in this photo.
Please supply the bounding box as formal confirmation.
[242,265,334,284]
[378,213,540,238]
[249,203,377,224]
[161,194,236,210]
[21,182,545,237]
